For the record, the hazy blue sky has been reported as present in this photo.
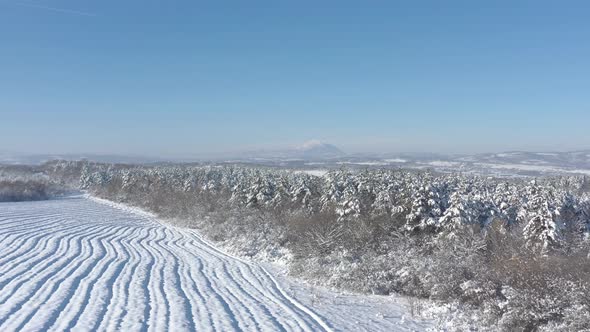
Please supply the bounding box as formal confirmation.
[1,1,589,156]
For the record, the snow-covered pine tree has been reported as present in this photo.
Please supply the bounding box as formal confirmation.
[290,174,317,212]
[520,181,562,254]
[581,195,590,235]
[438,191,473,239]
[320,169,347,212]
[405,183,443,233]
[372,184,394,218]
[337,175,361,219]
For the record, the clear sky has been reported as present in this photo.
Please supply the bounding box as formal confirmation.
[1,1,589,156]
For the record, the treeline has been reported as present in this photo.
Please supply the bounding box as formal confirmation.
[44,160,590,331]
[0,165,67,202]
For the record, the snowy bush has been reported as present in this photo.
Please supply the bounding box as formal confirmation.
[0,166,66,202]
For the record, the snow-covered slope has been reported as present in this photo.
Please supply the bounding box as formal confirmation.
[234,140,346,161]
[0,197,431,331]
[295,140,345,159]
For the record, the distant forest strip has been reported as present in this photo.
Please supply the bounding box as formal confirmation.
[0,166,67,202]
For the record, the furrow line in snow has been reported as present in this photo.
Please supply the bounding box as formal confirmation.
[0,196,378,332]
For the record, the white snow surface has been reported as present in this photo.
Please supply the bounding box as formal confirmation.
[293,170,329,177]
[337,161,388,166]
[474,162,590,175]
[422,161,463,167]
[0,196,432,332]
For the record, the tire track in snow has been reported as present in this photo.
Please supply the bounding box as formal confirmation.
[183,229,333,332]
[0,197,331,332]
[0,224,106,305]
[2,224,128,331]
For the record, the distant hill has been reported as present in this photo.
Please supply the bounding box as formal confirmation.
[3,147,589,178]
[234,140,346,161]
[0,153,167,165]
[456,150,590,169]
[294,140,346,159]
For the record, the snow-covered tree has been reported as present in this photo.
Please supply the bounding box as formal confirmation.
[520,181,562,254]
[405,183,443,233]
[438,191,474,239]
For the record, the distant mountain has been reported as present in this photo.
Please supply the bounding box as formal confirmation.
[231,148,590,177]
[457,150,590,169]
[4,147,589,178]
[294,140,345,159]
[233,140,346,161]
[327,150,590,177]
[0,153,167,165]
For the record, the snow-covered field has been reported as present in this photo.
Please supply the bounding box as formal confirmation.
[0,197,431,331]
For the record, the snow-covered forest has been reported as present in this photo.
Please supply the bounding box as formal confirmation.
[0,166,65,202]
[42,160,590,330]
